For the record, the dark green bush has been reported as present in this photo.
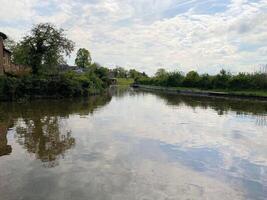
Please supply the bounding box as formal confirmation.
[0,71,109,101]
[137,69,267,92]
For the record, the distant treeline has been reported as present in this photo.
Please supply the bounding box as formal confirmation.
[110,67,148,79]
[136,68,267,91]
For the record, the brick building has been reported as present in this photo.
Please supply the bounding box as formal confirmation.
[0,32,30,75]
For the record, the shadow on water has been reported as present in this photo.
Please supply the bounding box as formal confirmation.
[0,95,112,167]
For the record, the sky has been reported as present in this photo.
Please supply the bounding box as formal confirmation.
[0,0,267,75]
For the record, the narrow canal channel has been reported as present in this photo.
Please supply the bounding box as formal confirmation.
[0,87,267,200]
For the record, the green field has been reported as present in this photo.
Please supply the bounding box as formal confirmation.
[116,78,134,85]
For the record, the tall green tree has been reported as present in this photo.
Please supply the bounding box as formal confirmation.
[128,69,148,80]
[12,23,75,74]
[112,67,127,78]
[183,71,200,87]
[155,68,167,78]
[75,48,92,68]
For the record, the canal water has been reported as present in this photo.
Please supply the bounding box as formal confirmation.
[0,87,267,200]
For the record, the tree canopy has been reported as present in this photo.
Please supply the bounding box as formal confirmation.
[155,68,168,78]
[12,23,75,74]
[75,48,92,68]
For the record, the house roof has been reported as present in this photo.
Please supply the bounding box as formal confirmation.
[3,48,11,54]
[0,32,7,40]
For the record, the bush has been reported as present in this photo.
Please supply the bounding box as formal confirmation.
[166,71,184,87]
[183,71,200,87]
[136,68,267,91]
[0,70,109,101]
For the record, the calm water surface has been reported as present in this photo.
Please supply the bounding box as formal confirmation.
[0,87,267,200]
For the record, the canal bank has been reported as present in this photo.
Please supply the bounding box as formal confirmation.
[132,84,267,101]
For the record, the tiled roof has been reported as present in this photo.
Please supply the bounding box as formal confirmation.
[3,48,11,54]
[0,32,7,40]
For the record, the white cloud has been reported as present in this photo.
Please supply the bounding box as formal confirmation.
[0,0,37,20]
[0,0,266,74]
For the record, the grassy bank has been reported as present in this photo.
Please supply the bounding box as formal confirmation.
[0,71,109,101]
[134,84,267,100]
[171,87,267,97]
[116,78,134,85]
[136,69,267,99]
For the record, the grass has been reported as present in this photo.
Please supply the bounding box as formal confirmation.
[174,86,267,97]
[116,78,134,86]
[138,85,267,98]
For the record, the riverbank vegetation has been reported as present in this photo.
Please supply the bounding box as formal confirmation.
[136,68,267,97]
[116,78,134,85]
[0,23,110,101]
[2,23,266,100]
[110,67,148,80]
[0,70,109,101]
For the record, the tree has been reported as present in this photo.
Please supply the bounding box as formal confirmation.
[213,69,231,89]
[75,48,92,68]
[112,67,127,78]
[155,68,167,78]
[12,23,75,75]
[166,71,184,87]
[128,69,148,80]
[183,71,200,87]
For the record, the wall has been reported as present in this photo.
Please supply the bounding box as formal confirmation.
[4,63,31,76]
[0,37,4,75]
[0,37,30,76]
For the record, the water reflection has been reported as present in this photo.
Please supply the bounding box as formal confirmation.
[136,90,267,116]
[15,117,75,167]
[0,109,13,157]
[0,88,267,199]
[0,123,12,157]
[135,89,267,125]
[0,95,111,166]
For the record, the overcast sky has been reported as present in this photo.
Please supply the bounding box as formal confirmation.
[0,0,267,74]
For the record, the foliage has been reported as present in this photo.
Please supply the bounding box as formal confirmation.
[110,67,148,82]
[136,68,267,91]
[155,68,168,78]
[0,72,109,101]
[89,63,110,88]
[12,23,75,75]
[116,78,134,85]
[0,23,113,101]
[128,69,146,79]
[112,67,128,78]
[75,48,92,68]
[183,71,200,87]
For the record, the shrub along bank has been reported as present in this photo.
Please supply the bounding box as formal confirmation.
[0,71,109,101]
[136,69,267,94]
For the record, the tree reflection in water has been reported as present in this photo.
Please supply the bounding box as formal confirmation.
[134,90,267,126]
[15,117,75,168]
[0,110,13,157]
[0,94,112,167]
[0,123,12,157]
